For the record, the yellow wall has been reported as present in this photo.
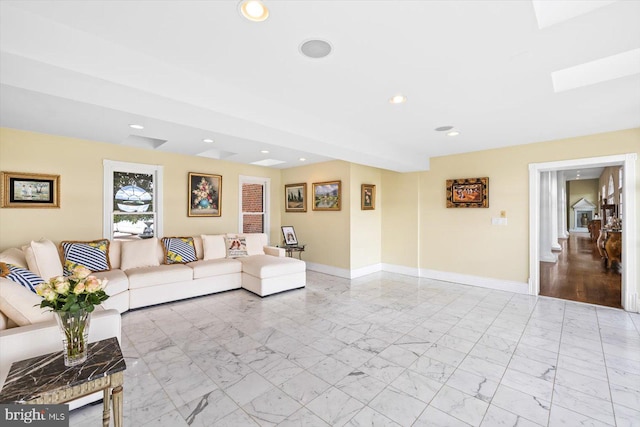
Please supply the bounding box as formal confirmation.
[349,163,382,270]
[380,128,639,293]
[280,161,351,269]
[381,171,420,269]
[567,179,599,229]
[0,128,282,249]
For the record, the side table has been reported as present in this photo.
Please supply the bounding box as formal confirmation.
[0,337,126,427]
[280,244,305,259]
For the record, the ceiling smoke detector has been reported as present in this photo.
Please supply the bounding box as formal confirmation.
[435,126,454,132]
[299,39,332,59]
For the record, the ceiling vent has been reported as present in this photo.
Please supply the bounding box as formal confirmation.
[300,39,332,59]
[122,135,167,149]
[197,149,236,160]
[251,159,286,166]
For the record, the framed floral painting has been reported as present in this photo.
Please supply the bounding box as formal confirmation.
[188,172,222,217]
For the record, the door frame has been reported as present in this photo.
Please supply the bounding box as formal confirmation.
[528,153,637,311]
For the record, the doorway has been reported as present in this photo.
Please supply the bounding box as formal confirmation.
[529,154,637,311]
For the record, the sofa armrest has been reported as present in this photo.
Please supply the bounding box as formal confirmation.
[0,309,122,392]
[264,246,285,257]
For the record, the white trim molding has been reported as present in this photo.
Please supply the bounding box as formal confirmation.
[305,262,352,279]
[381,263,421,278]
[529,153,637,312]
[420,269,529,294]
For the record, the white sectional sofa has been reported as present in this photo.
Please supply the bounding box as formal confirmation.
[0,232,305,406]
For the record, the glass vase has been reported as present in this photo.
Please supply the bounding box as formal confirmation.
[55,309,91,367]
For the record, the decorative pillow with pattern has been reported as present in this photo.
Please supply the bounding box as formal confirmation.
[225,237,248,258]
[161,237,198,264]
[0,262,44,293]
[60,239,111,276]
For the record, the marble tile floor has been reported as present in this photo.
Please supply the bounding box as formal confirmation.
[69,271,640,427]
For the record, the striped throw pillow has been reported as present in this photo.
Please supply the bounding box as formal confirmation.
[161,237,197,264]
[60,239,110,276]
[0,262,44,293]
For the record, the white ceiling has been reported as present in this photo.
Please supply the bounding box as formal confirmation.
[1,0,639,172]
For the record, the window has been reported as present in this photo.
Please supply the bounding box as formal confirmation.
[104,160,163,241]
[607,175,614,204]
[239,176,269,237]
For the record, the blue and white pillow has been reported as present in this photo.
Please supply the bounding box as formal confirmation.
[0,262,44,293]
[60,239,110,276]
[162,237,197,264]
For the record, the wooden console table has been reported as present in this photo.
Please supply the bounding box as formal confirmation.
[602,229,622,270]
[0,337,126,427]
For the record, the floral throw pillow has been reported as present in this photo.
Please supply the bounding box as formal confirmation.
[60,239,111,276]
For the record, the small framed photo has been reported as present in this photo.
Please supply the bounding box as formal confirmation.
[188,172,222,217]
[1,171,60,208]
[281,226,298,245]
[312,180,341,211]
[285,183,307,212]
[446,177,489,208]
[361,184,375,210]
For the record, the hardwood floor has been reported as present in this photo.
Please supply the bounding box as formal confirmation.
[540,232,622,309]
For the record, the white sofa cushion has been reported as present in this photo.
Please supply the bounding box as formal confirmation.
[120,238,161,271]
[108,240,122,269]
[189,258,242,279]
[22,239,63,281]
[201,234,227,260]
[98,269,129,296]
[0,277,54,326]
[126,264,193,289]
[239,255,306,279]
[0,248,27,268]
[242,234,266,256]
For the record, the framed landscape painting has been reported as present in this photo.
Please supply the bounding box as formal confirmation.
[446,177,489,208]
[1,171,60,208]
[188,172,222,217]
[285,183,307,212]
[313,180,341,211]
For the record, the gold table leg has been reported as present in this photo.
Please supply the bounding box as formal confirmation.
[102,388,111,427]
[112,384,123,427]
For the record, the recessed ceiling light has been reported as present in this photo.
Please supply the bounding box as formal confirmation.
[261,150,270,154]
[299,157,306,162]
[129,124,144,130]
[447,130,460,137]
[202,138,215,143]
[240,0,269,22]
[389,95,407,104]
[435,126,454,132]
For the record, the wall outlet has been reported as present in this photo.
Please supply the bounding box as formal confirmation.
[492,218,508,226]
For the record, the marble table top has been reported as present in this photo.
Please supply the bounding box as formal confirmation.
[0,337,126,403]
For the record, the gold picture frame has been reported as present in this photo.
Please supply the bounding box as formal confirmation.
[446,177,489,208]
[285,183,307,212]
[361,184,375,210]
[312,180,341,211]
[188,172,222,217]
[1,171,60,208]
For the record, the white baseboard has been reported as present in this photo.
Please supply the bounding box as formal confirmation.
[381,263,420,277]
[305,262,352,279]
[419,269,530,294]
[307,262,529,295]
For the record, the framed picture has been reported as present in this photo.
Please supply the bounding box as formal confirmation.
[446,177,489,208]
[285,183,307,212]
[281,226,298,245]
[188,172,222,217]
[1,171,60,208]
[361,184,376,210]
[312,180,341,211]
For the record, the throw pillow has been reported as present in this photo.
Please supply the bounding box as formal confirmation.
[225,237,248,258]
[23,238,63,281]
[201,234,227,260]
[0,247,28,268]
[242,234,266,256]
[161,237,197,264]
[119,238,161,271]
[60,239,111,276]
[0,262,44,293]
[0,277,54,326]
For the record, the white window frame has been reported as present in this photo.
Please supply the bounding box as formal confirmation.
[103,160,164,240]
[238,175,270,240]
